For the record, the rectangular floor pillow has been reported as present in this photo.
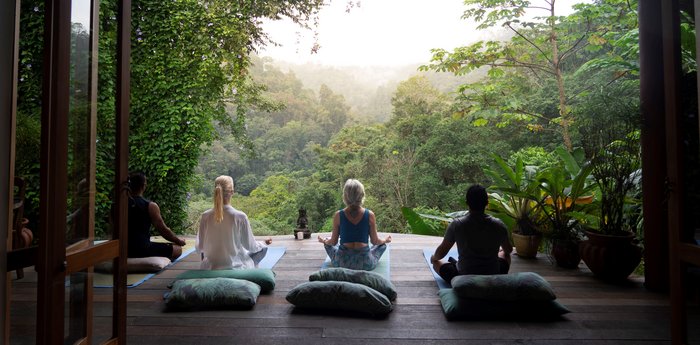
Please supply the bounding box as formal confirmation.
[94,256,171,274]
[286,281,393,315]
[170,268,275,293]
[451,272,556,301]
[438,289,570,320]
[309,267,397,301]
[165,278,261,311]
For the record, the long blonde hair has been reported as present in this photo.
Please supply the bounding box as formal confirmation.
[213,175,234,223]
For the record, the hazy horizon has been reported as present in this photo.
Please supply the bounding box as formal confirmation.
[260,0,588,68]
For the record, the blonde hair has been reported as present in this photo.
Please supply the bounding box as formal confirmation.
[213,175,234,223]
[342,179,365,208]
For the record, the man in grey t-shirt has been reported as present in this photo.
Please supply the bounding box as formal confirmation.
[430,185,513,284]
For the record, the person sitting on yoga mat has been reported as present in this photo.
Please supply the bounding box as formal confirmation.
[127,172,187,260]
[430,184,513,283]
[318,179,392,270]
[196,175,272,269]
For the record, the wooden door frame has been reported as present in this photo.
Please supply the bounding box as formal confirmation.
[659,3,685,343]
[35,0,130,343]
[639,0,670,294]
[113,0,131,341]
[658,1,700,343]
[1,0,20,342]
[36,0,71,341]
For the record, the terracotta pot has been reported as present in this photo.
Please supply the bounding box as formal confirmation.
[17,218,33,248]
[512,233,542,259]
[551,239,581,269]
[579,231,642,281]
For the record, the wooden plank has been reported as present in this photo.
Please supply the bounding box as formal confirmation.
[9,233,679,343]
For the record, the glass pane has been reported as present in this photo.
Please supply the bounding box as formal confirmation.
[10,1,43,344]
[9,268,37,345]
[64,271,89,345]
[687,0,700,248]
[92,268,114,344]
[93,0,121,340]
[96,0,117,242]
[65,1,93,343]
[689,265,700,344]
[66,0,92,246]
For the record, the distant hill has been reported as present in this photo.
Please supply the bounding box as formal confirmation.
[265,59,486,123]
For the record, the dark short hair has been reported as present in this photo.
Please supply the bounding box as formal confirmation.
[129,171,147,192]
[466,184,488,211]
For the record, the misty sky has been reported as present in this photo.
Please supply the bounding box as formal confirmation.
[260,0,587,67]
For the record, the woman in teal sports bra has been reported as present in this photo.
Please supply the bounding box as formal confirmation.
[318,179,392,270]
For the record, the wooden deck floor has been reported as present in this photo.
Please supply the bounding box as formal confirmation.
[9,233,700,344]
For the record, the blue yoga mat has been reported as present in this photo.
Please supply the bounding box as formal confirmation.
[422,248,458,289]
[257,246,286,269]
[321,245,391,279]
[94,246,286,289]
[93,245,196,288]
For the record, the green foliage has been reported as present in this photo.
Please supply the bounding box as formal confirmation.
[184,198,211,235]
[390,75,449,125]
[507,147,558,170]
[484,155,543,235]
[535,147,598,241]
[422,0,641,150]
[15,0,327,237]
[400,207,445,237]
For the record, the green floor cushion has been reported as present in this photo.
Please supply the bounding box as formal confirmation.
[438,289,570,320]
[309,267,397,301]
[451,272,556,301]
[165,278,261,311]
[95,256,171,274]
[286,281,393,315]
[170,268,275,292]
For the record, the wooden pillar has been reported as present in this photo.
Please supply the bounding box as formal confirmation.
[639,0,670,293]
[37,0,71,342]
[0,0,20,342]
[659,1,687,344]
[113,0,131,342]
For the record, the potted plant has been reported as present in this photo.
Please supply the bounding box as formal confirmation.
[485,155,544,259]
[532,147,597,269]
[579,130,643,281]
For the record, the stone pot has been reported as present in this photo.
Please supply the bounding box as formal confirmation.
[512,232,542,259]
[579,231,642,281]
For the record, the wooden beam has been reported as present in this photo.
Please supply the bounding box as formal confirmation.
[114,0,131,342]
[65,240,119,274]
[6,246,36,272]
[639,0,670,293]
[37,0,71,342]
[679,243,700,266]
[0,0,20,342]
[660,1,687,344]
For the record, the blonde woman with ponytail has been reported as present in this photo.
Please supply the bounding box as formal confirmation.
[196,175,272,269]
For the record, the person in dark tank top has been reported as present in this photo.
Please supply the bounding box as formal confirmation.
[318,179,392,270]
[127,172,186,260]
[430,184,513,284]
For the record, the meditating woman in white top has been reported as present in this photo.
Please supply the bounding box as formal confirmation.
[196,175,272,269]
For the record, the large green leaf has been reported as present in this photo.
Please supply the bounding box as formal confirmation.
[555,146,580,178]
[401,207,443,236]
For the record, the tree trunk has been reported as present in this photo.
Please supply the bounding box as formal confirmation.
[549,1,573,151]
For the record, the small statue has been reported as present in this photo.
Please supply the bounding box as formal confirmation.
[294,208,311,239]
[296,208,308,229]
